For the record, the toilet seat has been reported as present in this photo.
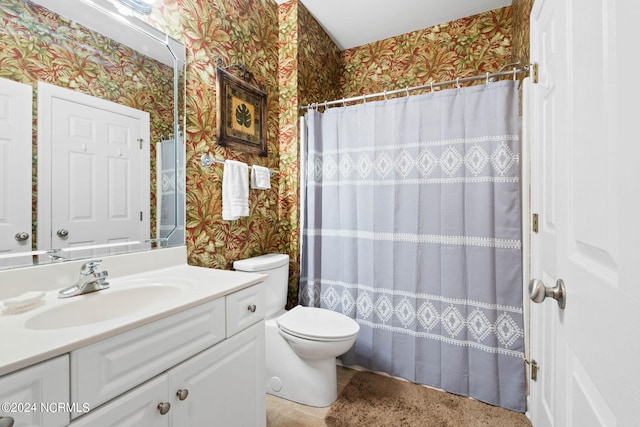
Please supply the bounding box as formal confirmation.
[277,305,359,342]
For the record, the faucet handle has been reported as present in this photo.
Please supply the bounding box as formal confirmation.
[81,259,103,275]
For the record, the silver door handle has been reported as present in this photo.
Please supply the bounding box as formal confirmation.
[57,229,69,238]
[14,232,29,241]
[529,278,566,309]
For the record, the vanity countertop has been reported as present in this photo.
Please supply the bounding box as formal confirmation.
[0,264,266,377]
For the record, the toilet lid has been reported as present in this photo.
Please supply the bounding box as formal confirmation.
[277,305,360,341]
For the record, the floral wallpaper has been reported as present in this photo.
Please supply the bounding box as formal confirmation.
[277,1,301,306]
[511,0,534,67]
[153,0,345,308]
[0,0,175,246]
[276,0,342,305]
[340,7,513,98]
[296,3,342,108]
[148,0,287,277]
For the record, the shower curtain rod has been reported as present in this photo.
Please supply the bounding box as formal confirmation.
[300,64,532,111]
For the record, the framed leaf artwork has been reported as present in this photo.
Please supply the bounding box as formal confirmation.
[216,66,267,156]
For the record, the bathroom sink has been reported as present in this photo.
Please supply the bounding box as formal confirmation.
[25,280,192,330]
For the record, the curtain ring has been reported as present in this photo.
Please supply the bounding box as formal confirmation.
[513,67,517,81]
[405,87,410,97]
[430,82,434,93]
[324,101,328,110]
[486,72,490,84]
[362,94,366,104]
[456,77,460,89]
[383,90,387,101]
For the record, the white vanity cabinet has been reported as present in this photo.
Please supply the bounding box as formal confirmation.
[68,283,266,427]
[70,298,227,414]
[0,355,70,427]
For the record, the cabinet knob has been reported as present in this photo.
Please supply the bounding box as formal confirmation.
[0,416,15,427]
[157,402,171,415]
[176,389,189,401]
[247,304,257,313]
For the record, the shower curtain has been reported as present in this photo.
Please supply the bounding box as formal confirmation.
[300,80,525,412]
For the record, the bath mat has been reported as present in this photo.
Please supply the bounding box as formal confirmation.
[325,371,532,427]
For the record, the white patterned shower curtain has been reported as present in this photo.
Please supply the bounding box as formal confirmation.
[300,80,525,412]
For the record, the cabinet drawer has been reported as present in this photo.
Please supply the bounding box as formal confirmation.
[71,298,225,415]
[0,355,70,427]
[226,283,265,337]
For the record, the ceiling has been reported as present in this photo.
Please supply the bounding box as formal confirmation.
[275,0,512,50]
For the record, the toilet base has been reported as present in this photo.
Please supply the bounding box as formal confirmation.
[265,318,338,407]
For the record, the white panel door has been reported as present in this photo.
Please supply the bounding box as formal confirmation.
[530,0,565,424]
[0,78,32,265]
[530,0,640,425]
[37,82,150,252]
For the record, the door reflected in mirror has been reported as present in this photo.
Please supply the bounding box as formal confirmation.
[0,0,186,269]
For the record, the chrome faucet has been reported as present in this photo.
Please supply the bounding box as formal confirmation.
[58,260,109,298]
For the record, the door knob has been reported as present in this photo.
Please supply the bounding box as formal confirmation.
[529,278,566,309]
[57,229,69,238]
[14,232,29,241]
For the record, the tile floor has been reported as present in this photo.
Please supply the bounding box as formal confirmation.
[265,365,358,427]
[266,365,531,426]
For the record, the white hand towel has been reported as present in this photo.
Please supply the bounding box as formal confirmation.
[222,160,249,221]
[251,165,272,190]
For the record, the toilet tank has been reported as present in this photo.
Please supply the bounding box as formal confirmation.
[233,254,289,318]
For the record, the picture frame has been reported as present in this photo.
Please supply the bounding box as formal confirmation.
[216,66,267,157]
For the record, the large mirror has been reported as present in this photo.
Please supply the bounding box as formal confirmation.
[0,0,186,269]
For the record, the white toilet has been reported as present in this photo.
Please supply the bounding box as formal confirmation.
[233,254,359,407]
